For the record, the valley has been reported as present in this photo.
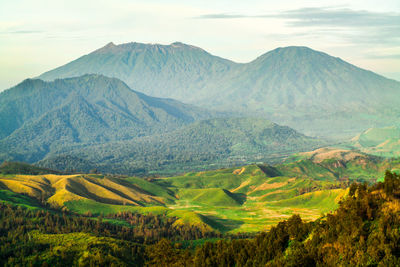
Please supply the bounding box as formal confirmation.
[1,148,398,233]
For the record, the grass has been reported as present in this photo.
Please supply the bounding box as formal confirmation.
[277,160,337,181]
[2,155,395,233]
[124,176,176,203]
[157,165,267,193]
[0,189,42,209]
[177,188,242,207]
[65,198,215,230]
[65,199,168,216]
[341,126,400,158]
[0,173,169,208]
[268,188,348,213]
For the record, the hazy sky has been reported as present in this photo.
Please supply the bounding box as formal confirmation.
[1,0,399,90]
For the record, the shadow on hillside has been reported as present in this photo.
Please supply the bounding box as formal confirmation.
[200,214,244,233]
[257,164,282,177]
[230,192,247,205]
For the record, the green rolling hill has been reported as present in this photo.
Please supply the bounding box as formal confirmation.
[2,147,397,233]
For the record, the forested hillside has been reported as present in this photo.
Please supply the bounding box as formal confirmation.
[0,74,214,164]
[39,117,323,174]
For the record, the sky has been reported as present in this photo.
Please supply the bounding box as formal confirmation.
[0,0,399,90]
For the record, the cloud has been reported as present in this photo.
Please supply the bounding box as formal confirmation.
[272,7,400,29]
[194,13,249,19]
[197,7,400,47]
[196,7,400,28]
[368,54,400,59]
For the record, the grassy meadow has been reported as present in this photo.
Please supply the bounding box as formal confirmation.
[1,148,399,233]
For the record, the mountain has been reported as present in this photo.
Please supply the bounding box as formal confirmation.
[0,74,213,163]
[38,42,400,137]
[38,117,324,174]
[199,47,400,137]
[39,42,236,99]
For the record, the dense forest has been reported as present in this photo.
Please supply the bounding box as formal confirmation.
[1,171,399,266]
[38,118,323,175]
[0,204,221,266]
[0,161,61,175]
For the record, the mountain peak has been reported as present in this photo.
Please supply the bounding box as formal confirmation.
[91,41,206,55]
[171,41,185,46]
[276,46,314,51]
[254,46,328,62]
[104,42,116,48]
[93,42,118,53]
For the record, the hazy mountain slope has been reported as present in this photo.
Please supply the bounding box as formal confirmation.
[282,147,400,183]
[201,47,400,136]
[0,74,213,163]
[202,46,399,110]
[38,42,400,137]
[39,117,323,174]
[39,42,237,99]
[344,126,400,157]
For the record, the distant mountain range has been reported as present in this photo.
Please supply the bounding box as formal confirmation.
[39,42,400,137]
